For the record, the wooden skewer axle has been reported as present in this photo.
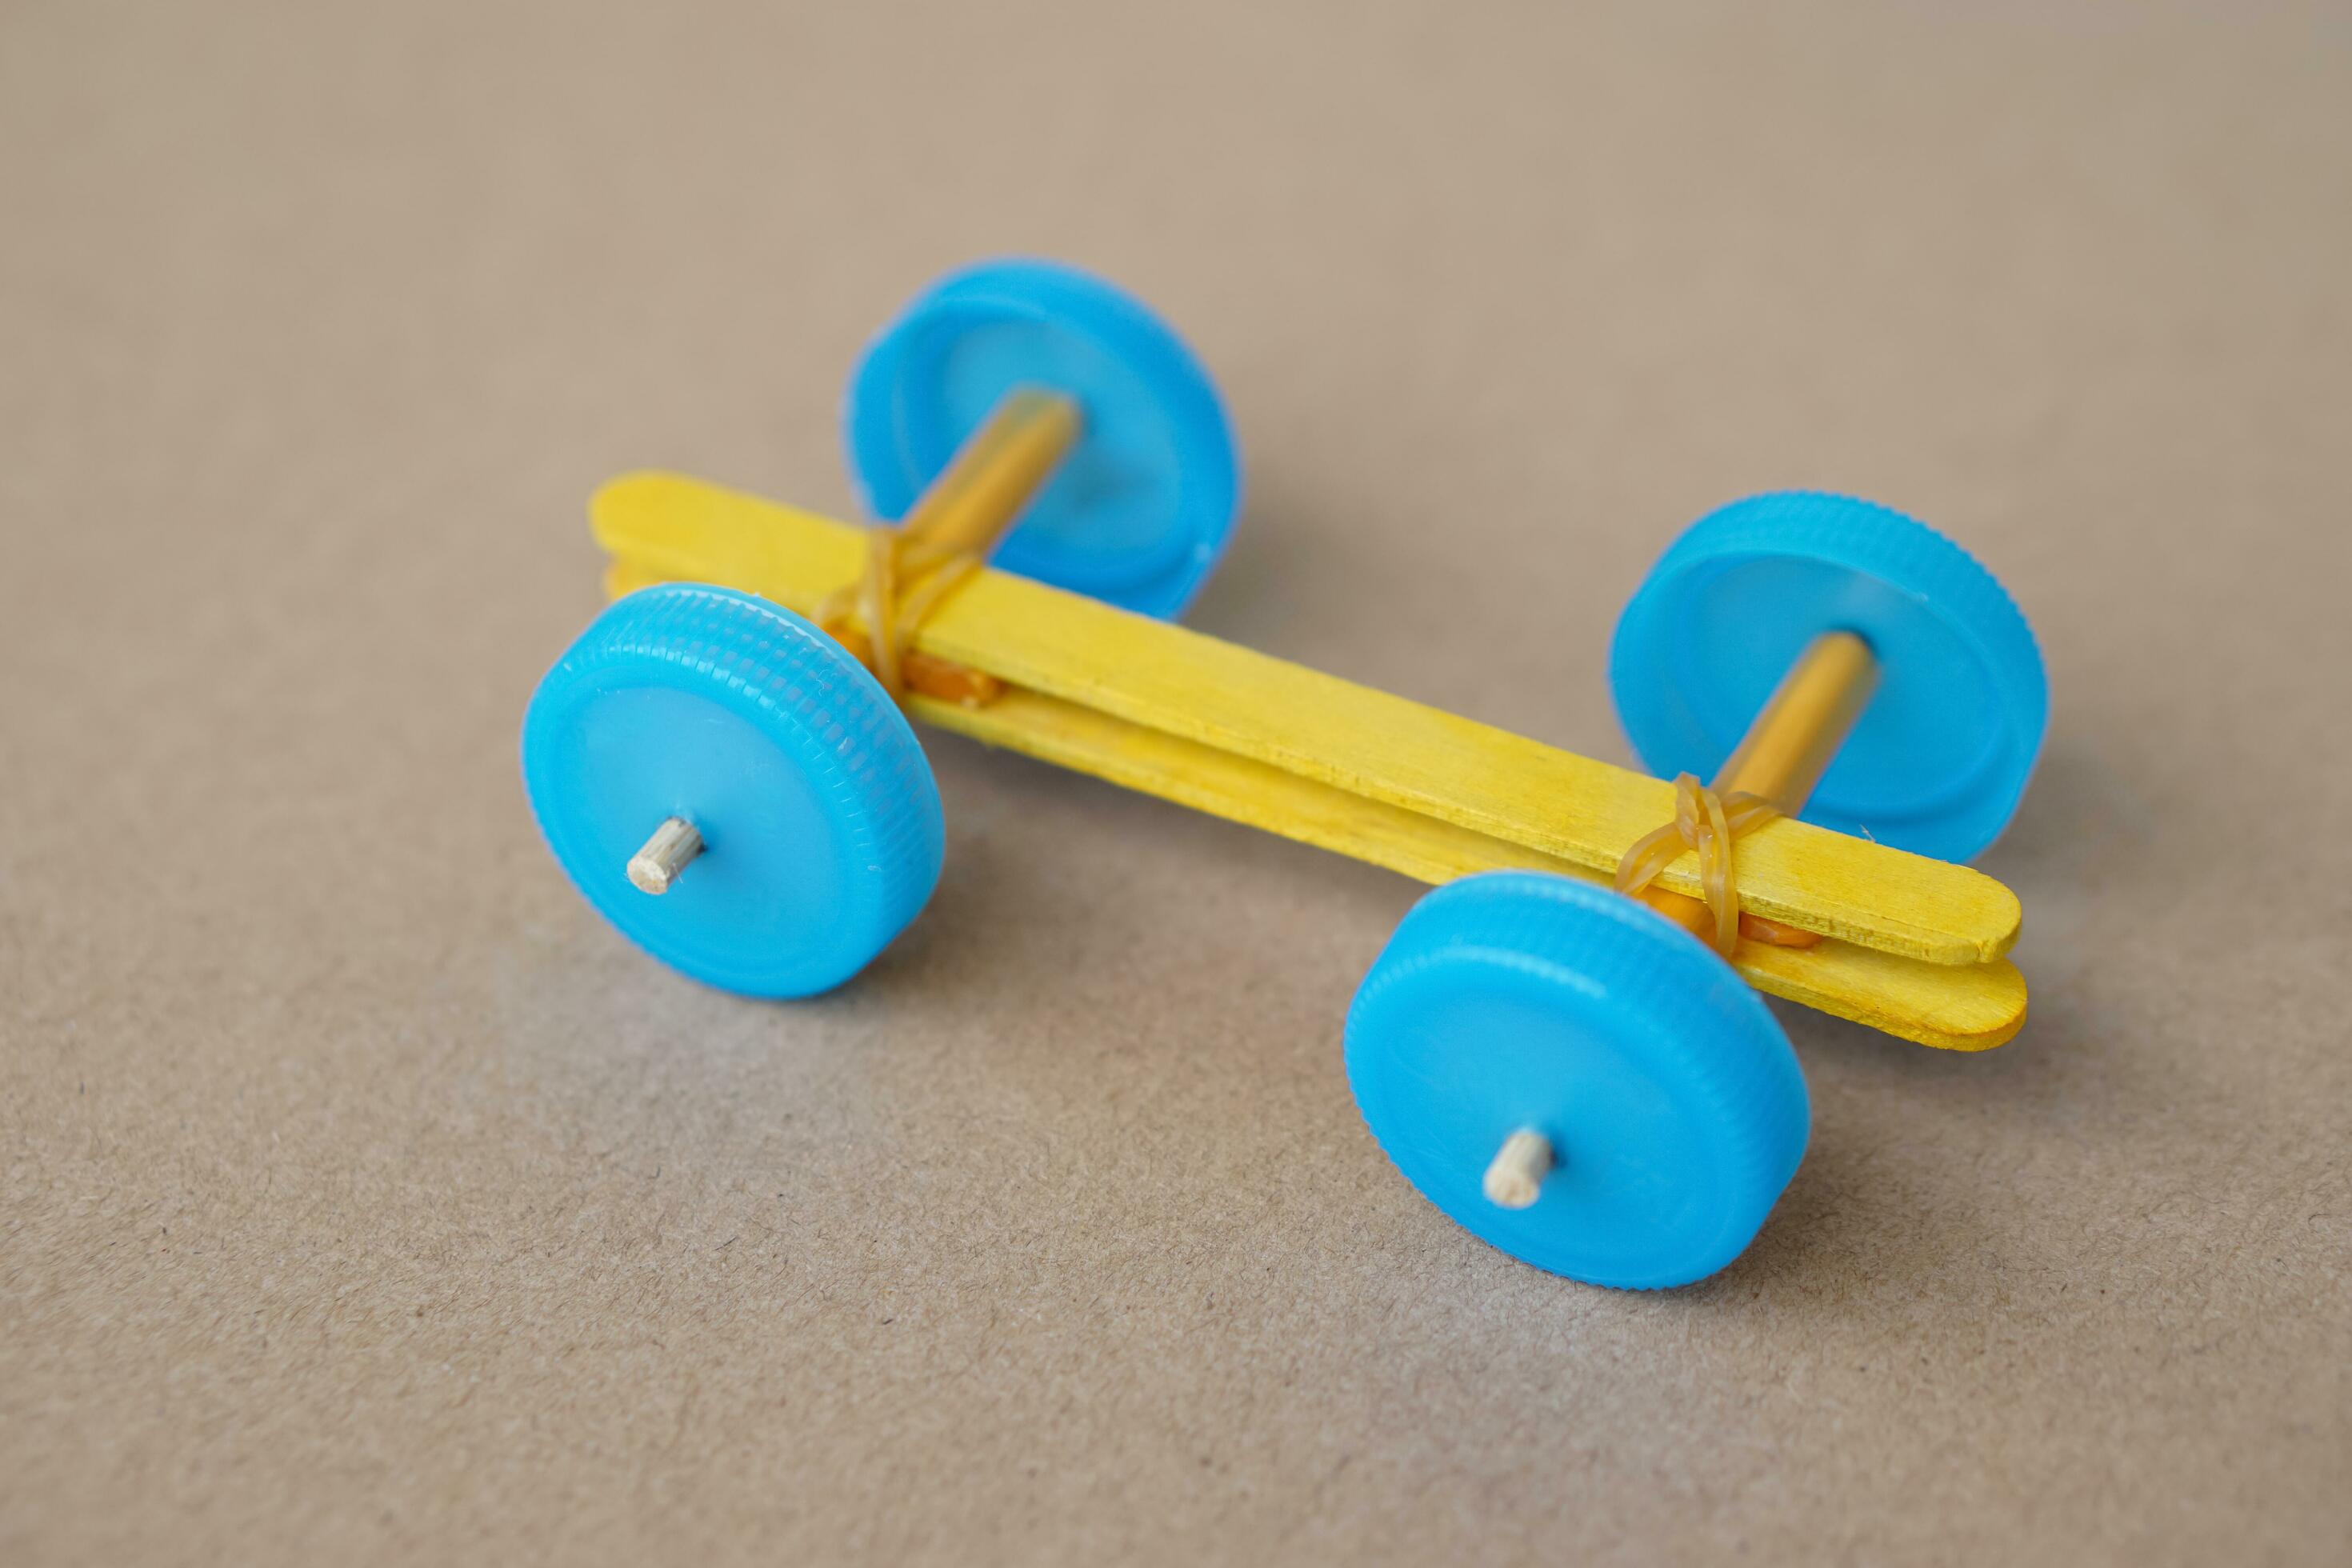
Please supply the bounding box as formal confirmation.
[814,387,1080,705]
[1482,1129,1553,1210]
[1714,630,1880,809]
[629,394,1078,878]
[896,388,1080,558]
[1636,631,1881,947]
[590,475,2027,1050]
[627,817,702,894]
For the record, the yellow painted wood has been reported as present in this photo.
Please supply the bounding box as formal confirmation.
[904,689,2026,1050]
[1631,628,1882,944]
[812,387,1078,702]
[611,550,2022,1050]
[593,473,2022,968]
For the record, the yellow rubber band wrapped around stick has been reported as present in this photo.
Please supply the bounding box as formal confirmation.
[1616,631,1881,956]
[1614,777,1779,954]
[813,387,1081,703]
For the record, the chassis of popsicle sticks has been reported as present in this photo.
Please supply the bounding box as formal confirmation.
[522,258,2046,1289]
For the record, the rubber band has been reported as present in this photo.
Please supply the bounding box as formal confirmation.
[814,526,998,707]
[1613,774,1781,955]
[814,386,1078,708]
[841,534,1790,953]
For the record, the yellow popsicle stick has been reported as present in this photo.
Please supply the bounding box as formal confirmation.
[633,550,2027,1051]
[808,387,1080,702]
[593,471,2022,970]
[1630,630,1882,945]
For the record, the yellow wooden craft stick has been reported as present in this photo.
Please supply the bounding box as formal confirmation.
[593,471,2022,975]
[631,562,2025,1053]
[1626,630,1882,947]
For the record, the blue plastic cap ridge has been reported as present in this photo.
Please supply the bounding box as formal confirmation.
[520,584,945,998]
[1608,491,2048,863]
[1345,871,1810,1289]
[844,257,1243,621]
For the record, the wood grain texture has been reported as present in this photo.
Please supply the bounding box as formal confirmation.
[593,472,2026,970]
[10,6,2349,1564]
[608,555,2025,1050]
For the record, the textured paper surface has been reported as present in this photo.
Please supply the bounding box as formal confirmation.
[3,3,2348,1563]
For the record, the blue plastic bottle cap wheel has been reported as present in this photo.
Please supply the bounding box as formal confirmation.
[1609,491,2048,864]
[844,258,1242,621]
[1346,872,1810,1289]
[520,584,945,998]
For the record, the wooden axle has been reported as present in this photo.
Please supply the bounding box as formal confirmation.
[1716,630,1880,809]
[626,816,703,894]
[811,387,1080,706]
[886,388,1080,558]
[1483,1130,1554,1210]
[589,473,2026,1051]
[1634,630,1880,948]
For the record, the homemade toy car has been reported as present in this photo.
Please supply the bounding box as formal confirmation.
[522,259,2045,1287]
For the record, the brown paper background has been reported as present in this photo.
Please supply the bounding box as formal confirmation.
[5,2,2349,1563]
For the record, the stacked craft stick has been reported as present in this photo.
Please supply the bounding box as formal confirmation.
[594,470,2026,1054]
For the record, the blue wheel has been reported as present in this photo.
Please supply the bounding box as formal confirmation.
[1346,873,1809,1289]
[844,258,1242,620]
[1609,491,2047,863]
[520,584,945,998]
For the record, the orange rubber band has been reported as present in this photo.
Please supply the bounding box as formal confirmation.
[811,388,1078,709]
[812,530,998,707]
[1613,774,1781,955]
